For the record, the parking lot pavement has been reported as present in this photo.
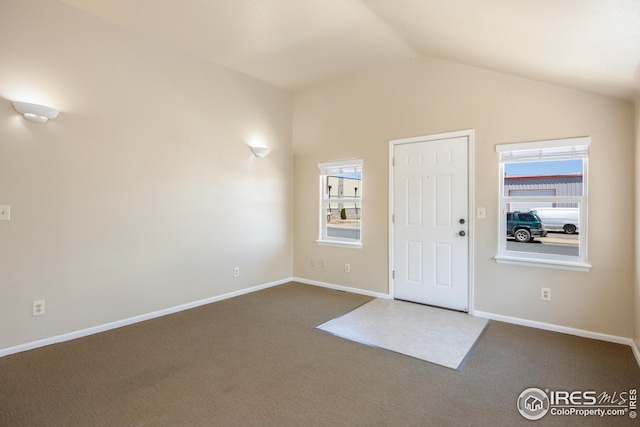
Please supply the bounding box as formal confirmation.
[507,240,578,255]
[537,233,579,246]
[506,232,579,255]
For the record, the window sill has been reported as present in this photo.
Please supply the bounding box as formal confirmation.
[316,239,363,249]
[495,255,591,272]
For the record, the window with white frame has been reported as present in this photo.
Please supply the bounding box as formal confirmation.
[495,137,591,271]
[317,159,362,248]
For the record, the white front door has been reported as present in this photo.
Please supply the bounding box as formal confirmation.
[392,135,469,311]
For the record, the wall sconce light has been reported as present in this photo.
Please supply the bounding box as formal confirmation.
[250,146,271,158]
[13,101,59,123]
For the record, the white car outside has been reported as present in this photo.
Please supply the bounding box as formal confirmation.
[530,208,579,234]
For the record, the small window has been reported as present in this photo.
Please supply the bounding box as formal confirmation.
[495,137,591,271]
[317,159,362,248]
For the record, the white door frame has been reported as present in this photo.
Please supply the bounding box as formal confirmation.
[388,129,475,313]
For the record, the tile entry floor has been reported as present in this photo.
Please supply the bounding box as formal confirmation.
[317,298,489,370]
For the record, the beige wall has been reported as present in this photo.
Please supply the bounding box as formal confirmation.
[1,0,636,352]
[0,0,293,350]
[293,57,635,338]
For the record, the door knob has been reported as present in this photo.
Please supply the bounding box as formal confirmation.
[459,230,466,236]
[459,218,465,224]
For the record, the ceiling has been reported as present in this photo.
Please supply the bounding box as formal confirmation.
[60,0,640,100]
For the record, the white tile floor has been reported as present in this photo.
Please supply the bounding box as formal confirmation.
[318,298,489,370]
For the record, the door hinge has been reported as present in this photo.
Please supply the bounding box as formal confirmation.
[392,157,395,166]
[392,213,395,224]
[392,270,395,279]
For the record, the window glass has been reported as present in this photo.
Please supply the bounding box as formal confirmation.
[496,137,590,271]
[317,159,363,247]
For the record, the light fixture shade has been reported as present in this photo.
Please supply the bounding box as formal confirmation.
[250,146,271,158]
[13,101,59,123]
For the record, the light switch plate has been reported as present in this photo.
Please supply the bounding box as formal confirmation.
[477,207,486,219]
[0,205,10,220]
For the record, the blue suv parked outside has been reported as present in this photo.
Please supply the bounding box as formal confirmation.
[506,211,547,242]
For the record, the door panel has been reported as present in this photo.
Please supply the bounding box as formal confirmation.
[435,175,452,226]
[393,136,468,311]
[407,241,423,282]
[407,177,422,225]
[435,243,452,287]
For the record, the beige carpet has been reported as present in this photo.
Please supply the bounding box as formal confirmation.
[318,298,489,370]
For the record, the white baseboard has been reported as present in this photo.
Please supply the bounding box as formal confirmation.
[5,279,638,370]
[0,278,290,358]
[294,279,640,367]
[292,277,391,300]
[632,340,640,368]
[473,310,639,367]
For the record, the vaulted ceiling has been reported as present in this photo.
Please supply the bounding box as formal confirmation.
[60,0,640,100]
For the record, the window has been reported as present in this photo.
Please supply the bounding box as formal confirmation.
[317,159,363,248]
[495,137,591,271]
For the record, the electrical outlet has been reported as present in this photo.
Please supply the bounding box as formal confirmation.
[321,259,327,268]
[233,267,240,277]
[310,259,316,267]
[541,287,551,301]
[33,300,45,316]
[0,205,10,221]
[344,263,351,273]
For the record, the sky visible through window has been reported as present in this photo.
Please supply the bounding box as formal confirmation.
[505,160,582,176]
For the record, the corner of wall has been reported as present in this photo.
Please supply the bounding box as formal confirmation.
[634,94,640,354]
